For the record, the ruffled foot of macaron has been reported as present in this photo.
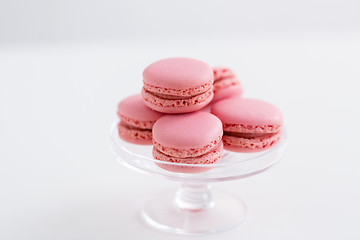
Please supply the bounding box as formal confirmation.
[211,97,283,152]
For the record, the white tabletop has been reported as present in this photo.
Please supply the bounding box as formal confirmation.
[1,35,360,240]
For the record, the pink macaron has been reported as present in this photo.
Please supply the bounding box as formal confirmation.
[212,67,243,102]
[152,111,223,173]
[211,98,283,152]
[117,94,165,145]
[142,58,214,113]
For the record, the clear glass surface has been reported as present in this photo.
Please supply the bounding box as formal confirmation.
[110,121,287,235]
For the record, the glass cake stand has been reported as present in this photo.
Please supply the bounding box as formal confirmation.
[110,122,287,235]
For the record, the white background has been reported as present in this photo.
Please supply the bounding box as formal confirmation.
[1,0,360,239]
[1,0,360,44]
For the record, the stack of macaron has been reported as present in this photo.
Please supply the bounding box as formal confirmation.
[116,57,283,173]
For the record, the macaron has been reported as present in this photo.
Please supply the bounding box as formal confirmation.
[152,111,223,173]
[212,67,243,102]
[142,58,214,113]
[117,94,164,145]
[211,98,283,152]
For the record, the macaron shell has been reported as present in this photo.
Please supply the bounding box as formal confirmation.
[117,94,164,128]
[152,111,223,149]
[212,84,243,102]
[117,122,153,145]
[153,142,223,173]
[211,98,283,126]
[223,130,282,152]
[142,87,213,114]
[143,57,214,90]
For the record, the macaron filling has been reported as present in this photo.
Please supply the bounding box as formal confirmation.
[223,123,281,133]
[143,81,212,97]
[142,87,213,107]
[224,131,277,139]
[117,113,156,129]
[222,128,282,150]
[153,141,223,165]
[153,135,222,158]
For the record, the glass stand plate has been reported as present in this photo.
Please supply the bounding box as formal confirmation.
[110,122,287,235]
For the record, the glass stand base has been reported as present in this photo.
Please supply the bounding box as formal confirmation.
[141,186,247,235]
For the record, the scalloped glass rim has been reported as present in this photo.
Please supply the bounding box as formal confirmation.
[111,121,287,168]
